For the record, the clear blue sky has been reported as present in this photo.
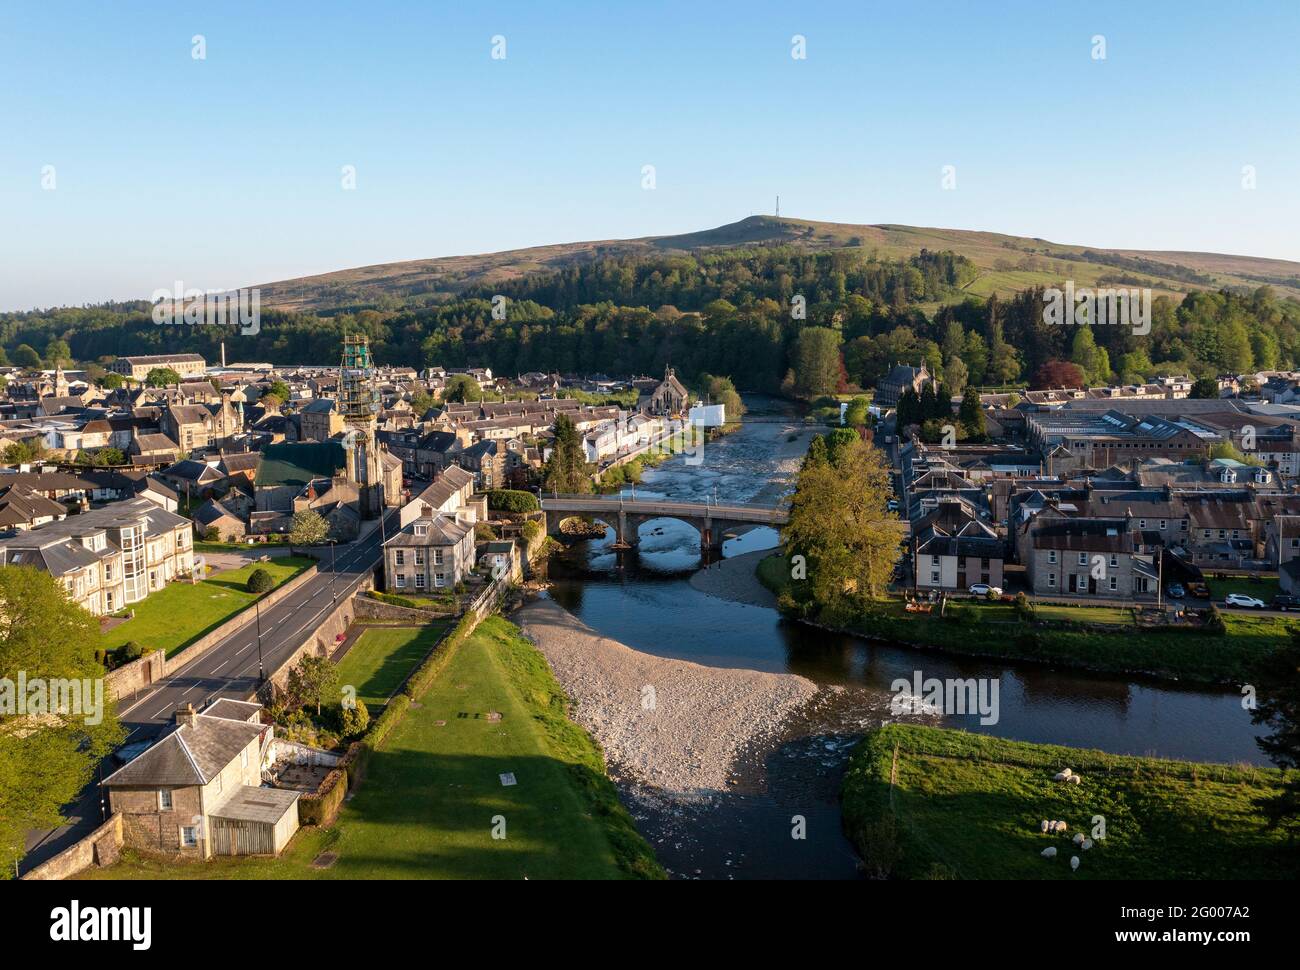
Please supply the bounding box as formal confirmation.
[2,0,1298,310]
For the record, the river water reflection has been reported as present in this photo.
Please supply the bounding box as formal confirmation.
[540,398,1268,878]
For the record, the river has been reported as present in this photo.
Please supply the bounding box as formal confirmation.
[538,396,1268,879]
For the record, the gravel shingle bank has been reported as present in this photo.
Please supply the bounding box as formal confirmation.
[515,598,818,794]
[689,548,779,608]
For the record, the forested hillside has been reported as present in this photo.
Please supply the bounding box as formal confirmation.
[4,226,1299,399]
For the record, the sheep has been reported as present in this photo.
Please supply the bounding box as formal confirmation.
[1052,820,1068,834]
[1073,832,1085,846]
[1041,847,1057,859]
[1070,856,1080,871]
[1067,774,1082,785]
[1082,838,1094,851]
[1040,819,1050,833]
[1053,771,1070,781]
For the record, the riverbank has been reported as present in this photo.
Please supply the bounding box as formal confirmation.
[688,548,778,608]
[756,553,1293,686]
[80,615,662,880]
[514,597,818,793]
[843,724,1294,879]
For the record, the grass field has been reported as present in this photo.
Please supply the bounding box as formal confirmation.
[82,616,663,880]
[1207,576,1281,602]
[757,553,1296,684]
[842,724,1295,880]
[100,557,313,658]
[335,623,450,709]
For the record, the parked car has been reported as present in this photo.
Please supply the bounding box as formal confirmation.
[969,583,1003,597]
[1166,583,1185,599]
[1186,581,1211,599]
[1224,593,1266,609]
[1272,594,1300,612]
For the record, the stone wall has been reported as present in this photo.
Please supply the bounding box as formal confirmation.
[102,564,319,695]
[105,648,165,706]
[268,594,357,693]
[21,813,123,881]
[352,596,450,623]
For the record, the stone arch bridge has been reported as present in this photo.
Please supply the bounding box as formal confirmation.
[541,494,788,551]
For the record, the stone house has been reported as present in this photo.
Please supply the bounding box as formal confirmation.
[1017,506,1156,599]
[101,704,300,859]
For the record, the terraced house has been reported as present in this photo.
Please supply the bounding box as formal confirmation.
[0,496,193,614]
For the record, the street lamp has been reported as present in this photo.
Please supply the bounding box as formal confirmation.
[329,540,338,604]
[254,597,265,683]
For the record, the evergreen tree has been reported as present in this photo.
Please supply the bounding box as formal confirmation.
[959,389,986,440]
[543,414,591,493]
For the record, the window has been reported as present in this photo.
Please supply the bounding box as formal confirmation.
[1139,519,1147,529]
[1047,572,1057,588]
[414,524,427,536]
[1109,576,1117,591]
[1078,552,1088,566]
[930,570,940,584]
[1048,550,1057,564]
[414,550,425,565]
[1159,520,1166,530]
[180,826,198,848]
[434,573,445,588]
[434,549,444,565]
[158,789,172,811]
[415,574,426,589]
[1109,554,1118,568]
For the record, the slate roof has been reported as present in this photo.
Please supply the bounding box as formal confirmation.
[412,465,474,510]
[102,714,266,787]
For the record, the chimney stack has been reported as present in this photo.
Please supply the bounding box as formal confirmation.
[175,703,198,728]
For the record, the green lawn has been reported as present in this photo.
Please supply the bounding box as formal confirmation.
[1025,604,1132,625]
[757,553,1297,684]
[100,557,313,658]
[1207,575,1280,602]
[82,616,663,880]
[335,624,450,709]
[842,724,1294,880]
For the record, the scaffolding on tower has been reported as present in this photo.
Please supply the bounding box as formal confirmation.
[339,335,385,517]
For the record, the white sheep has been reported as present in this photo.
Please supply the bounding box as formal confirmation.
[1040,819,1050,833]
[1041,847,1057,859]
[1053,820,1068,834]
[1070,856,1080,871]
[1053,771,1069,781]
[1067,774,1082,785]
[1082,838,1094,851]
[1073,832,1085,845]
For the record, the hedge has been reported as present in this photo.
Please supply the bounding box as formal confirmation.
[402,611,477,699]
[298,767,348,826]
[486,489,540,513]
[364,693,412,750]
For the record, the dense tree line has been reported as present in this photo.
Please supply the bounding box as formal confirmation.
[4,247,1298,398]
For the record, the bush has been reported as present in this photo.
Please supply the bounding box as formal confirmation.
[486,489,539,513]
[1013,592,1034,620]
[1205,605,1227,635]
[121,641,145,662]
[337,698,370,739]
[246,567,274,594]
[475,522,498,541]
[203,526,220,542]
[521,519,543,544]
